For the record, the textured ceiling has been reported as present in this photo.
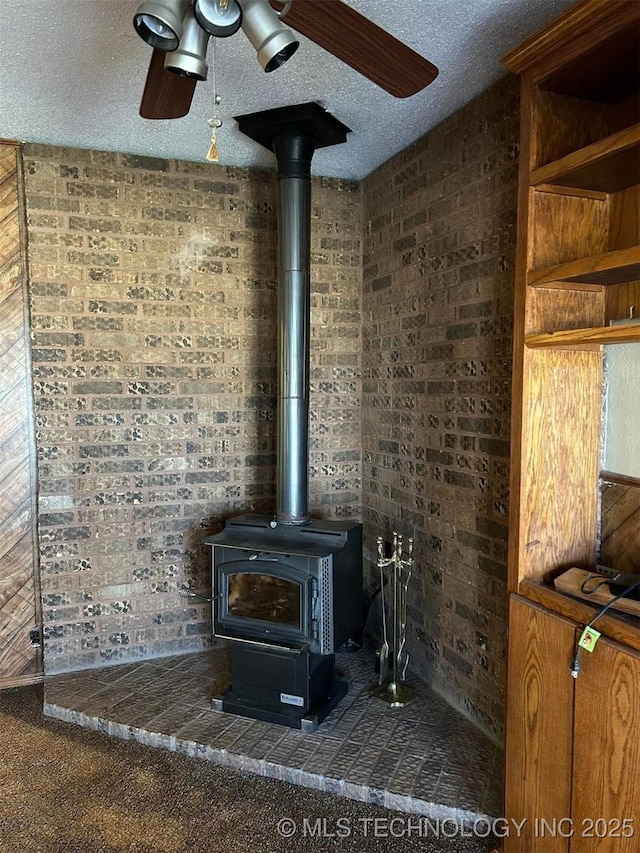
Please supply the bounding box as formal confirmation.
[1,0,577,179]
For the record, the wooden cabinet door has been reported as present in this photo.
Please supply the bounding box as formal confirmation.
[571,638,640,853]
[505,596,576,853]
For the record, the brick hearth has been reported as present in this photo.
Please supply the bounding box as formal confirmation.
[44,648,503,818]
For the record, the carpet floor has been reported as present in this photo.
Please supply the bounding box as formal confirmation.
[0,685,499,853]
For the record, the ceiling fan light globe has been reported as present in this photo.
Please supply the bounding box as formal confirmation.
[194,0,242,38]
[238,0,298,72]
[139,15,173,39]
[262,35,298,72]
[164,6,210,81]
[133,0,190,51]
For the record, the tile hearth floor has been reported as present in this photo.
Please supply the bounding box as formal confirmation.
[44,647,503,820]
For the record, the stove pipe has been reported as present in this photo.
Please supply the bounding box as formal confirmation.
[235,104,351,525]
[273,134,313,524]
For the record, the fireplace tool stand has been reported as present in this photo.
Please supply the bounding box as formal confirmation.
[371,532,416,708]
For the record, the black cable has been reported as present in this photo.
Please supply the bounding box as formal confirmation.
[585,577,640,627]
[571,577,640,678]
[580,574,609,595]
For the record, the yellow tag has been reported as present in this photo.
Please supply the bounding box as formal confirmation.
[578,626,601,652]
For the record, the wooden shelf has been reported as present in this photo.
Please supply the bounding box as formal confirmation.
[528,246,640,287]
[531,124,640,192]
[518,581,640,652]
[554,567,640,618]
[526,322,640,348]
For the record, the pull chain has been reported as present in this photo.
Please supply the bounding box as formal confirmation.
[206,40,222,162]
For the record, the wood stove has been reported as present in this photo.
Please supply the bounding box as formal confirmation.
[208,514,362,729]
[205,104,363,731]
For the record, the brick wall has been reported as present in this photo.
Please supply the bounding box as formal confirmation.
[23,77,517,737]
[361,76,519,741]
[23,145,362,673]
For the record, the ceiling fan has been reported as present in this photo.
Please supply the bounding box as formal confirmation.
[134,0,439,120]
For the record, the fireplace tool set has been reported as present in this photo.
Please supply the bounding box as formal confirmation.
[371,532,416,708]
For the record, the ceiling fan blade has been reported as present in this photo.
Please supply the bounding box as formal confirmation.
[139,49,198,119]
[270,0,438,98]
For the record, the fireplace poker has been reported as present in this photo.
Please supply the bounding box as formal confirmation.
[376,535,393,685]
[396,540,413,681]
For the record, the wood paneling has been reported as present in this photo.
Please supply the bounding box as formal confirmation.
[507,75,537,596]
[604,281,640,323]
[608,185,640,250]
[534,90,610,168]
[0,141,42,686]
[531,191,609,268]
[0,147,16,185]
[506,599,640,853]
[504,597,574,853]
[539,21,640,106]
[554,568,640,618]
[517,348,601,584]
[600,479,640,573]
[526,287,605,336]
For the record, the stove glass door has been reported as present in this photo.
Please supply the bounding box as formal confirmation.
[216,557,309,646]
[227,571,301,628]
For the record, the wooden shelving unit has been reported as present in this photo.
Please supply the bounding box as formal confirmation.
[503,2,640,851]
[506,2,640,594]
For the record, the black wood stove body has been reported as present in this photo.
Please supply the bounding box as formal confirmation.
[206,514,362,730]
[204,104,363,731]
